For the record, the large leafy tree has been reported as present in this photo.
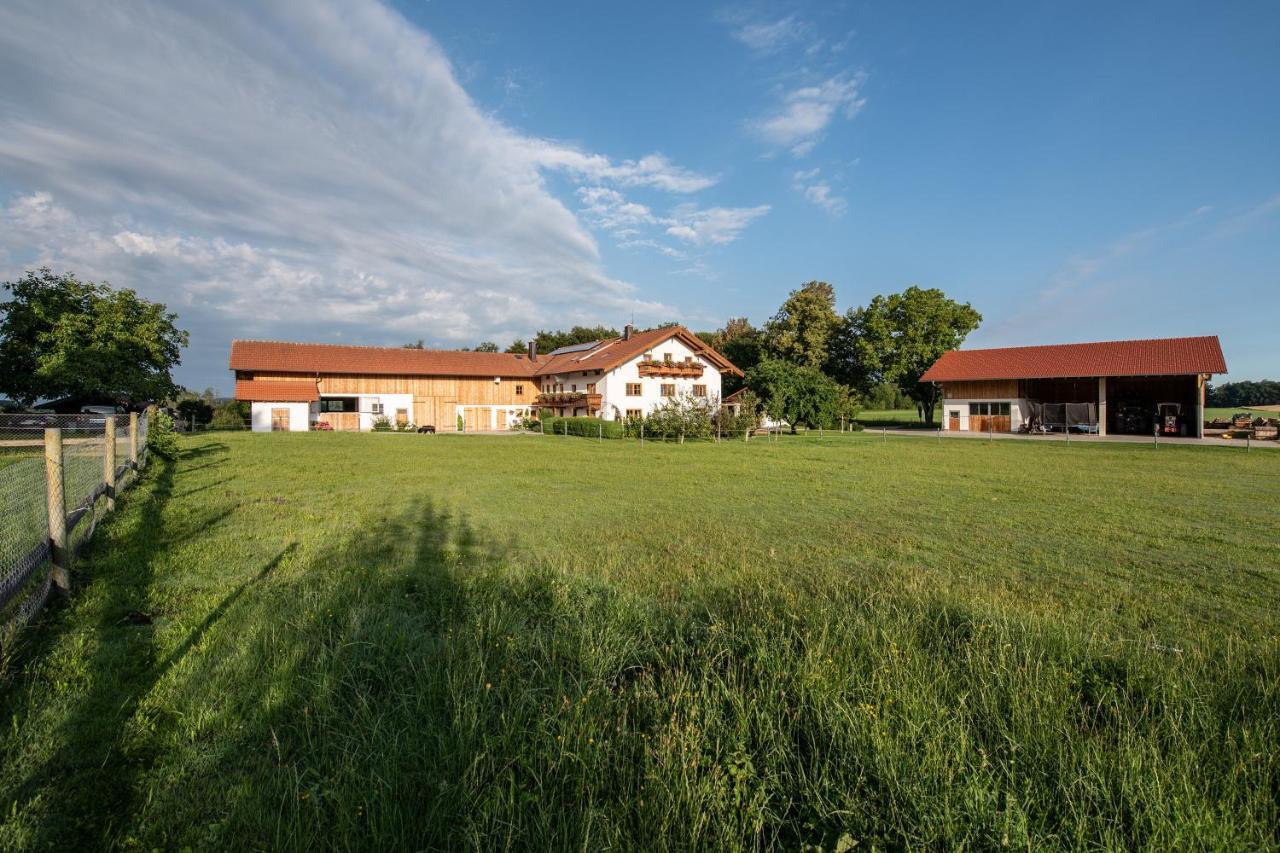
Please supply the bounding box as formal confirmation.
[835,286,981,426]
[708,316,764,393]
[0,268,188,406]
[763,281,839,369]
[505,325,621,355]
[745,357,852,432]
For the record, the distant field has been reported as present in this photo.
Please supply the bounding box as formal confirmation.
[1205,406,1280,420]
[855,407,932,428]
[2,432,1277,849]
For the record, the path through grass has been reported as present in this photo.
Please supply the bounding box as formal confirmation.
[2,432,1277,849]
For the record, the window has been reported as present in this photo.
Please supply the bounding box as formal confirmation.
[515,384,523,396]
[663,352,673,363]
[626,408,642,419]
[319,397,358,413]
[692,384,707,397]
[643,351,652,361]
[968,402,1011,416]
[660,383,676,397]
[370,401,384,415]
[684,356,693,364]
[571,384,578,392]
[586,383,596,394]
[626,383,642,396]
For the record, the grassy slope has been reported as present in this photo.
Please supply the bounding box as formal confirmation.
[1206,406,1280,420]
[1,432,1278,850]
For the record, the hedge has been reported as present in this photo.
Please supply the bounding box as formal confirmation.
[540,416,626,439]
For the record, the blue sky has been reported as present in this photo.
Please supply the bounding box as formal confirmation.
[1,0,1276,392]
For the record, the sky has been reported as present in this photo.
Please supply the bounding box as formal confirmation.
[1,0,1277,393]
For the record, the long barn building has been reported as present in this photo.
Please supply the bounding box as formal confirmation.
[921,335,1227,438]
[230,324,741,432]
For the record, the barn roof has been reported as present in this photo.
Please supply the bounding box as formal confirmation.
[234,379,320,402]
[230,340,538,378]
[532,326,742,377]
[228,326,742,380]
[921,336,1227,382]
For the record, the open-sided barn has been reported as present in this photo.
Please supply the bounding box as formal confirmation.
[921,336,1228,438]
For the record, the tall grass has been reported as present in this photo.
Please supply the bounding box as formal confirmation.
[1,432,1277,849]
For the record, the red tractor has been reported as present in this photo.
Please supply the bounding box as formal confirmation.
[1156,402,1187,436]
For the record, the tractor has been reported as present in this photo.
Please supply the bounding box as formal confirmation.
[1156,402,1187,436]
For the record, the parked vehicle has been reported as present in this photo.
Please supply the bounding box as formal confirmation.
[417,425,436,434]
[311,420,334,431]
[1156,402,1187,436]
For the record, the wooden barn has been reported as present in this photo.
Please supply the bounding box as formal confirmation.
[921,336,1228,438]
[229,325,740,432]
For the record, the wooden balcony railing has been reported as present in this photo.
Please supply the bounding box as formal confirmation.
[537,392,602,409]
[636,360,704,378]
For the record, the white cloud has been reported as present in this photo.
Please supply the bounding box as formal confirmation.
[792,169,847,215]
[664,204,771,246]
[0,0,710,388]
[577,186,769,254]
[727,14,810,54]
[754,74,866,156]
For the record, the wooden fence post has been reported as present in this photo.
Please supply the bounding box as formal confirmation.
[103,414,116,512]
[44,427,70,591]
[129,412,139,471]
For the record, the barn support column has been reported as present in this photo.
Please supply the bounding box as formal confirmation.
[1097,377,1107,436]
[1196,375,1205,439]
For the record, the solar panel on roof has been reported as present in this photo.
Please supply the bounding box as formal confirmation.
[545,341,602,356]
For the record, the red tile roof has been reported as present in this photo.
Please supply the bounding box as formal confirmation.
[533,326,742,377]
[921,336,1227,382]
[234,379,320,402]
[228,326,742,380]
[230,340,537,378]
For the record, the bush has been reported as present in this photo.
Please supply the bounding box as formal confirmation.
[372,416,392,432]
[642,393,714,440]
[209,400,249,430]
[175,398,213,426]
[147,407,180,459]
[540,416,624,439]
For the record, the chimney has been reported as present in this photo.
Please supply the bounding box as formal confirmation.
[623,323,633,341]
[527,340,537,361]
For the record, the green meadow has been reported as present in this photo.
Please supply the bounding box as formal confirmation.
[2,431,1277,850]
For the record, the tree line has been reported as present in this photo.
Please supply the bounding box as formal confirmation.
[1206,380,1280,408]
[2,269,980,431]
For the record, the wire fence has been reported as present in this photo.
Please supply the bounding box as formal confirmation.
[0,412,150,645]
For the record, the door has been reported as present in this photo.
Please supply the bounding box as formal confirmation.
[496,410,507,430]
[948,409,960,431]
[271,408,290,431]
[463,407,485,431]
[395,408,408,428]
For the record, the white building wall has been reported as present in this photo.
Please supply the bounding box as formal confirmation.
[940,398,1026,432]
[600,336,722,420]
[358,393,414,431]
[250,401,312,432]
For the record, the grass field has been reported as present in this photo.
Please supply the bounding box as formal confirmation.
[1205,406,1280,420]
[854,408,931,428]
[2,432,1278,849]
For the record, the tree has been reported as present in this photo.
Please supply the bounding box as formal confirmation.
[745,357,850,432]
[525,325,620,355]
[473,341,499,353]
[402,339,425,349]
[0,268,188,407]
[763,281,839,369]
[504,339,527,354]
[1206,380,1280,408]
[708,317,764,393]
[835,286,981,426]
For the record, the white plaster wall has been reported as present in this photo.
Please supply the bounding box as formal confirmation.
[939,398,1025,432]
[600,336,721,420]
[250,401,311,432]
[359,393,414,431]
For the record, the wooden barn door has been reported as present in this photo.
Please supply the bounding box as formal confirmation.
[948,409,960,431]
[271,408,290,431]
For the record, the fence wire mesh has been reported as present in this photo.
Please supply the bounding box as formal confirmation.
[0,412,149,639]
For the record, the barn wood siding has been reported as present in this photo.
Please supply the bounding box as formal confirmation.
[941,379,1021,399]
[248,372,532,431]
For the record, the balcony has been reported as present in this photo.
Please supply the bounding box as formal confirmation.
[637,359,704,378]
[537,391,602,410]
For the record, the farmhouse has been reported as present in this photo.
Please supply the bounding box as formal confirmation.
[922,335,1227,437]
[230,324,741,432]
